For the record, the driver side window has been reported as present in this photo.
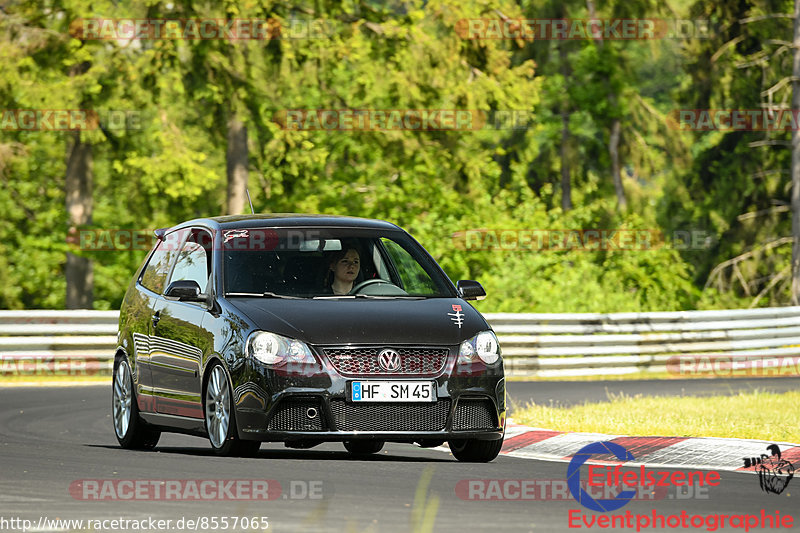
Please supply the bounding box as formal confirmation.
[380,238,437,295]
[140,231,183,294]
[169,230,212,293]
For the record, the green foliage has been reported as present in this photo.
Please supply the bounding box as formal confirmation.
[661,0,796,306]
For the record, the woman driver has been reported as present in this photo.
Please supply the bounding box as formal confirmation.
[326,248,360,295]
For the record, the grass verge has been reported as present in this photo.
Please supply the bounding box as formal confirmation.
[506,372,800,381]
[512,390,800,443]
[506,372,675,382]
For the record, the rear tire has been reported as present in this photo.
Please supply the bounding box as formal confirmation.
[343,440,384,455]
[112,358,160,450]
[448,437,503,462]
[204,363,260,457]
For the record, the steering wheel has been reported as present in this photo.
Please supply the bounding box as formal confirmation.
[349,279,396,294]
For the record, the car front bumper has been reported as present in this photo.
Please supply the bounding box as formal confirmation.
[231,355,506,442]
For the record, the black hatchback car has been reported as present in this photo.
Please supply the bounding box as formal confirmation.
[113,215,505,462]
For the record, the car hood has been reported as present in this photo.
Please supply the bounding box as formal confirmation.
[226,297,488,345]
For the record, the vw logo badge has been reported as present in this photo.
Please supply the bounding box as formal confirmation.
[378,349,401,372]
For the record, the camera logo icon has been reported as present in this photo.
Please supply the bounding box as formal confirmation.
[743,444,794,495]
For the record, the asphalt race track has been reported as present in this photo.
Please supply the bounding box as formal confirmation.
[0,382,797,533]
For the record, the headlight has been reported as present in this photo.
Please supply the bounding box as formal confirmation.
[246,331,315,366]
[458,330,500,365]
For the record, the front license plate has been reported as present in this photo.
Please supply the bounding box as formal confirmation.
[351,381,436,402]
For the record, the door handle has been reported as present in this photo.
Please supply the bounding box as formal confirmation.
[151,311,161,329]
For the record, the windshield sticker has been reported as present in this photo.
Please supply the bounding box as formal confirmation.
[448,304,464,328]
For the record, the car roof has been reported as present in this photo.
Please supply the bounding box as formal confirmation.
[166,214,403,233]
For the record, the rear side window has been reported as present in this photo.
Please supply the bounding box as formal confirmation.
[140,231,183,294]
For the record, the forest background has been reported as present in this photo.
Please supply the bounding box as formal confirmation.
[1,0,795,314]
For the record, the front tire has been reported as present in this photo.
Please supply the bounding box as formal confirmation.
[449,438,503,463]
[204,363,260,457]
[112,358,160,450]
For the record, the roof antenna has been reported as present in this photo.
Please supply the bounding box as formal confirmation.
[246,188,255,214]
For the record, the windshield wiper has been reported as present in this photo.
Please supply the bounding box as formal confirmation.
[263,291,304,299]
[353,294,425,299]
[226,292,304,299]
[313,294,424,299]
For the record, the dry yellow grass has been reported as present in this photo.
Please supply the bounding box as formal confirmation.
[513,390,800,443]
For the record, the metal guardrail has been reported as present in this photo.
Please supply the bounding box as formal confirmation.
[485,307,800,377]
[0,311,118,376]
[1,308,799,378]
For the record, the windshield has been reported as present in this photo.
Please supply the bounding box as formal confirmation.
[222,227,455,298]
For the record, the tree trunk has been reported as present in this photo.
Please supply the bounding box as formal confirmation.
[609,118,627,209]
[226,115,249,215]
[65,132,93,309]
[586,0,601,40]
[560,44,573,212]
[791,0,800,304]
[560,112,572,211]
[587,0,627,209]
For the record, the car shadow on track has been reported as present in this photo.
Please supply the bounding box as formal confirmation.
[87,444,454,462]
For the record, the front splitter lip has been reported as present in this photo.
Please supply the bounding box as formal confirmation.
[239,429,505,442]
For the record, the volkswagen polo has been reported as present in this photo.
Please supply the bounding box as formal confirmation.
[112,215,505,462]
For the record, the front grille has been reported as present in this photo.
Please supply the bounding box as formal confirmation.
[322,347,449,376]
[330,399,451,431]
[452,398,497,430]
[268,398,324,431]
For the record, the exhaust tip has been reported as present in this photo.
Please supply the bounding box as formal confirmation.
[306,407,318,419]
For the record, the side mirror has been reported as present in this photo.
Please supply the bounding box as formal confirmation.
[165,280,204,301]
[457,280,486,301]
